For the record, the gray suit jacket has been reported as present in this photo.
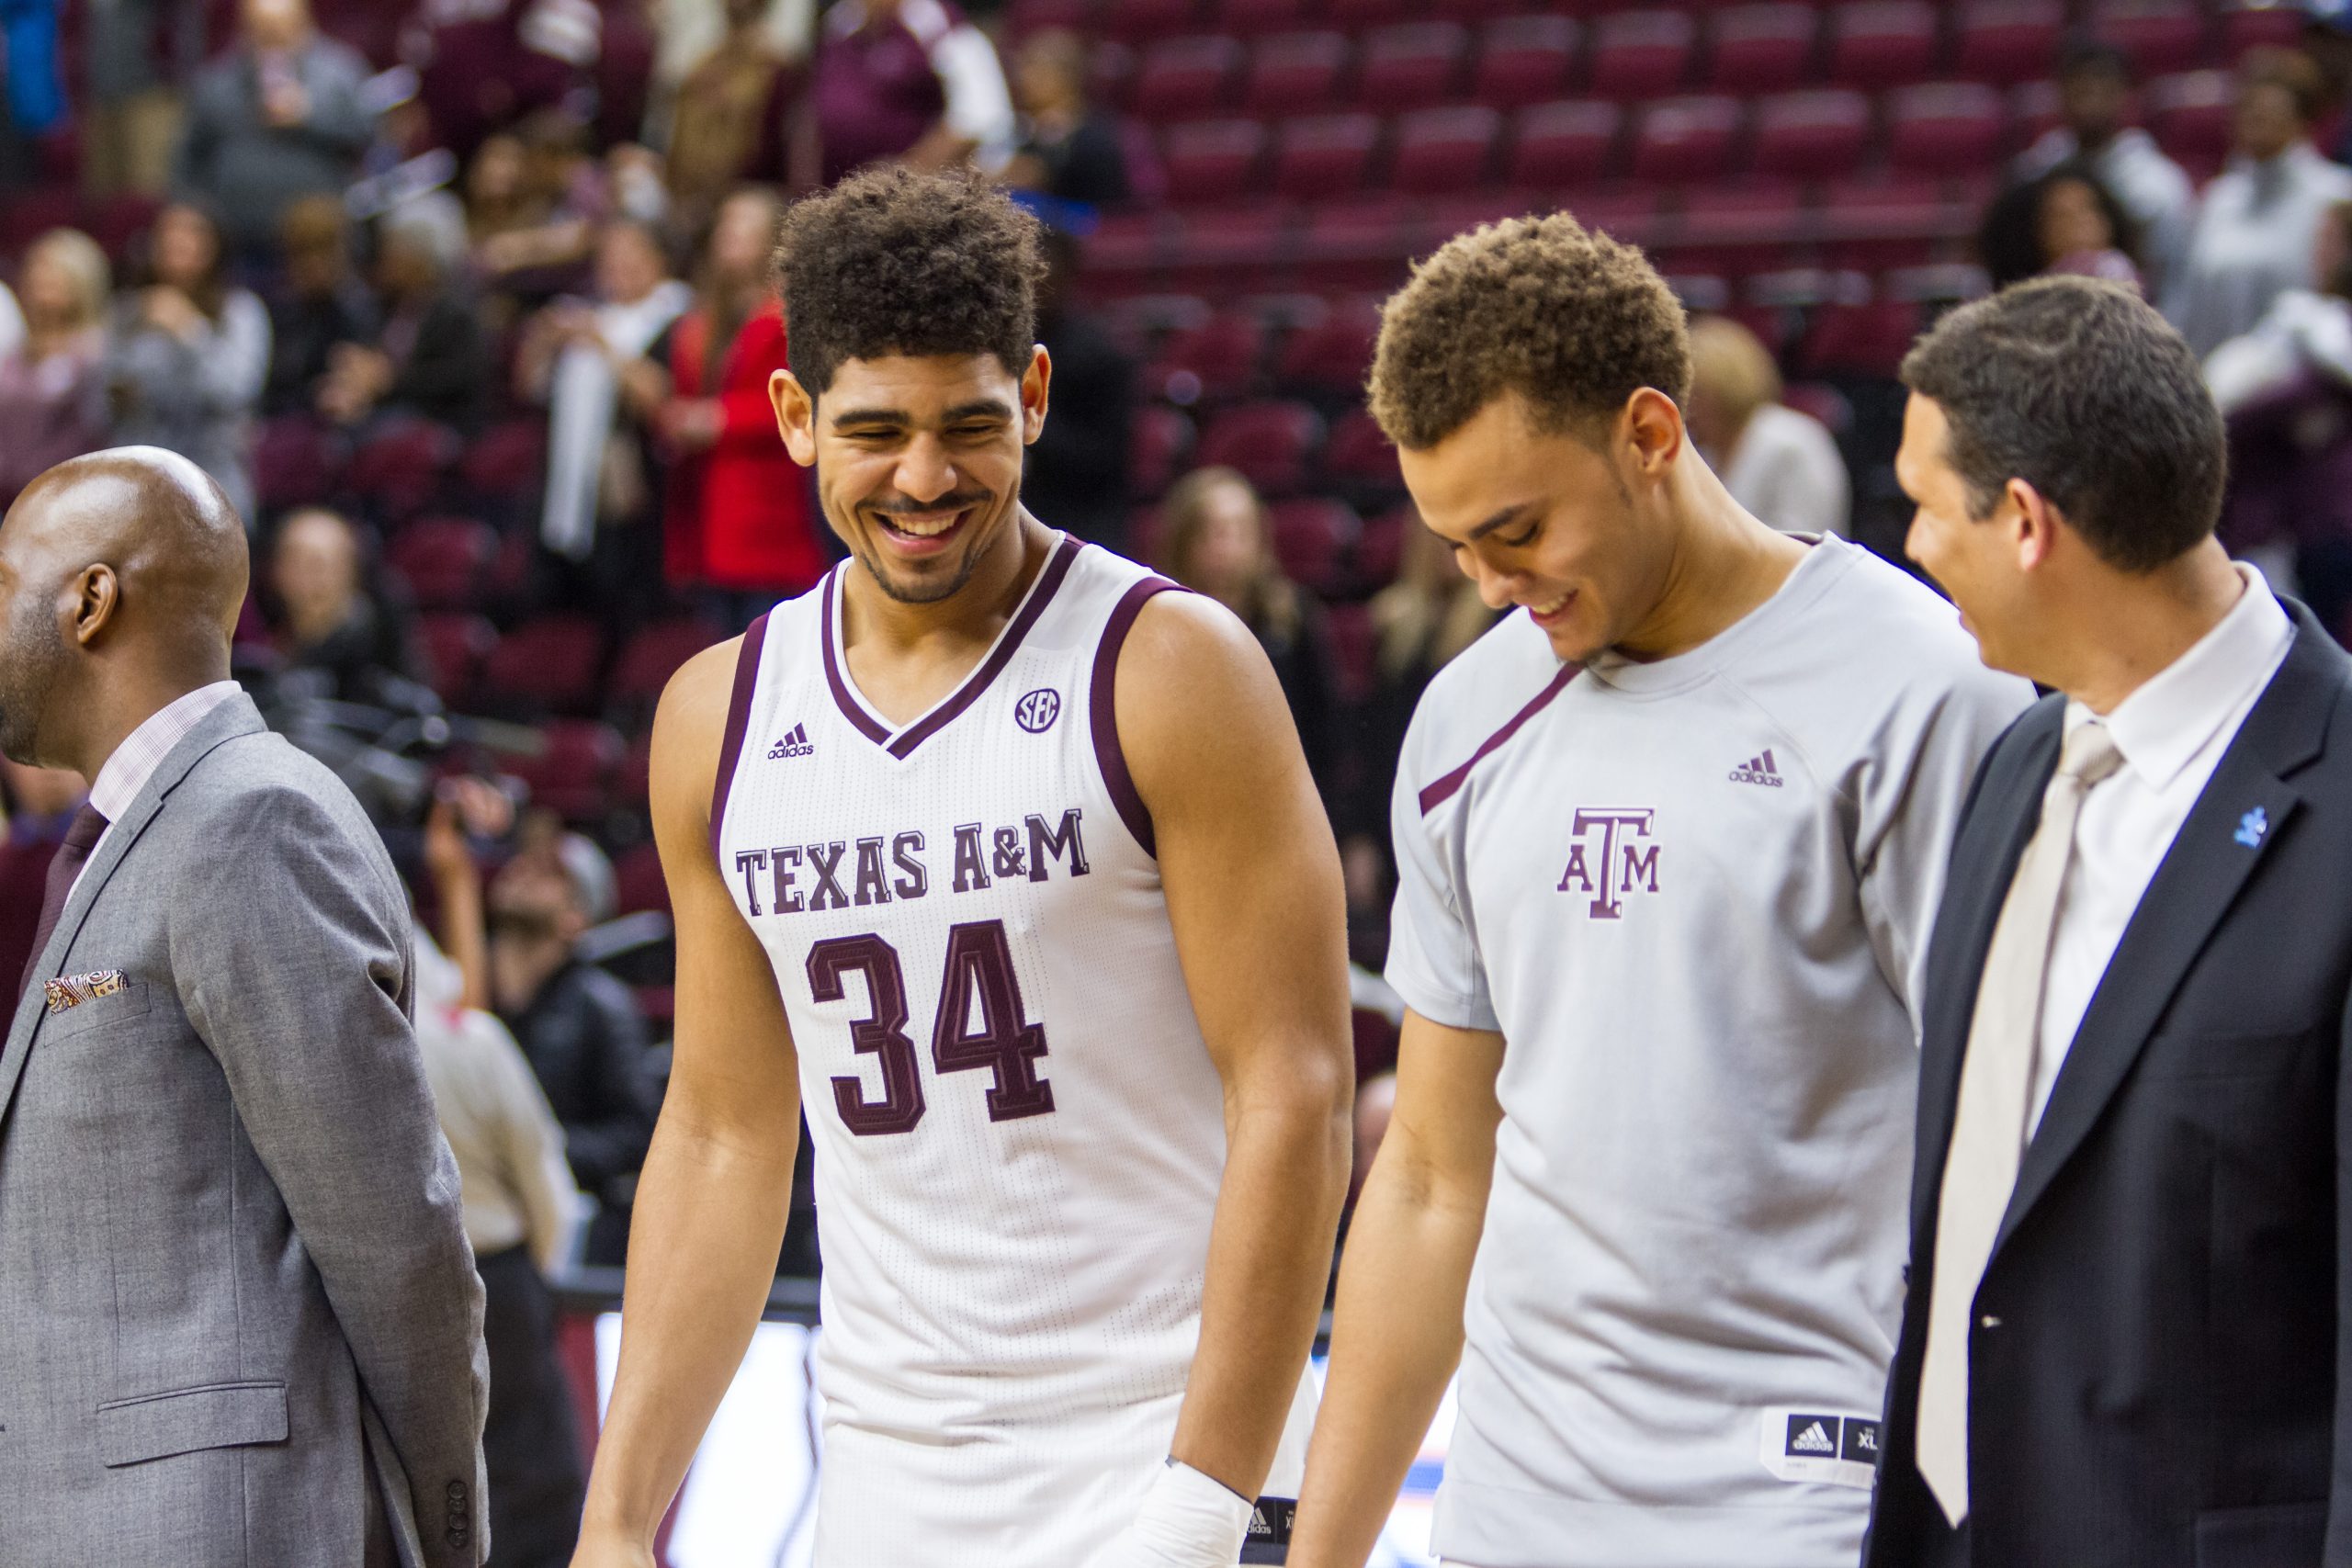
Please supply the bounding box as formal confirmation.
[0,694,490,1566]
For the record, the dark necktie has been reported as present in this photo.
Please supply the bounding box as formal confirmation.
[17,804,110,1010]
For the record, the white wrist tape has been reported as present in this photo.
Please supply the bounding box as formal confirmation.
[1125,1459,1256,1567]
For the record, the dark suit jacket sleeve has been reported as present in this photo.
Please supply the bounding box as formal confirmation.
[169,785,490,1566]
[2335,996,2352,1558]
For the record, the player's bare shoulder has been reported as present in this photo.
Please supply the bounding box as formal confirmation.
[649,637,749,829]
[1114,589,1307,808]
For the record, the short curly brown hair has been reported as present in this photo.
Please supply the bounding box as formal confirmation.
[1368,211,1691,451]
[769,165,1047,397]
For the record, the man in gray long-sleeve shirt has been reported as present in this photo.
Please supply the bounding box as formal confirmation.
[174,0,374,254]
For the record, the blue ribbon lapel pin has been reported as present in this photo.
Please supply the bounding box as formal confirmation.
[2235,807,2269,850]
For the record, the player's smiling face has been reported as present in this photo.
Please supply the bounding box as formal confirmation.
[773,347,1050,605]
[1399,389,1678,665]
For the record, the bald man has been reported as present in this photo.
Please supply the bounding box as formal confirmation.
[0,448,489,1566]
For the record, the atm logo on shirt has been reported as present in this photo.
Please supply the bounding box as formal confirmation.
[1555,807,1659,919]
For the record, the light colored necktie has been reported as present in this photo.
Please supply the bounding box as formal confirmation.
[1916,720,2124,1526]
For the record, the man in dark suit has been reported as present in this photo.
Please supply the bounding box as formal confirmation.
[1866,276,2352,1568]
[0,446,489,1565]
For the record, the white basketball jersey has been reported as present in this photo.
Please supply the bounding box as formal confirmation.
[711,536,1310,1565]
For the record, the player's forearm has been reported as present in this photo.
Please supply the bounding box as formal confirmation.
[578,1111,797,1544]
[1171,1067,1351,1497]
[1287,1153,1487,1568]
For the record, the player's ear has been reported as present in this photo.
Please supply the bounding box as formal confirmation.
[1623,387,1686,476]
[772,369,818,467]
[1020,344,1052,446]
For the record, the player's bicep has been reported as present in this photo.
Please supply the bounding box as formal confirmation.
[650,643,802,1146]
[1118,593,1351,1091]
[1383,1010,1505,1214]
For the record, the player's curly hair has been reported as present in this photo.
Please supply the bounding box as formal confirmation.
[769,165,1048,397]
[1368,211,1691,451]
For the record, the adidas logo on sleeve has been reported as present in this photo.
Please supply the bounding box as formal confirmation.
[1729,749,1786,787]
[768,723,815,761]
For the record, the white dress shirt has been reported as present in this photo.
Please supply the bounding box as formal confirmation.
[78,680,244,888]
[2030,568,2294,1133]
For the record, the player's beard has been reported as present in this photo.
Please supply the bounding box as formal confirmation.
[0,599,65,765]
[854,491,1004,605]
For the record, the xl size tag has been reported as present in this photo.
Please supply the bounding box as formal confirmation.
[1758,1407,1880,1490]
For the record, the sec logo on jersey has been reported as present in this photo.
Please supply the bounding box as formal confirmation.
[1015,689,1062,734]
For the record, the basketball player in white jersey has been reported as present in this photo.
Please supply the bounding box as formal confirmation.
[571,171,1352,1568]
[1285,217,2033,1568]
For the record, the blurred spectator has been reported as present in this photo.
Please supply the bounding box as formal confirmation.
[412,852,588,1568]
[0,276,21,361]
[1684,315,1851,537]
[2016,42,2196,295]
[489,829,663,1268]
[1160,465,1340,794]
[0,759,88,990]
[4,0,66,138]
[1978,161,2144,291]
[470,112,605,313]
[82,0,201,197]
[316,205,488,430]
[106,202,270,526]
[664,0,802,228]
[1001,28,1130,208]
[266,506,430,705]
[1020,224,1133,546]
[0,229,113,508]
[2166,47,2352,356]
[2209,198,2352,412]
[172,0,374,257]
[519,219,691,565]
[411,0,601,162]
[810,0,1015,186]
[661,186,826,615]
[264,193,379,416]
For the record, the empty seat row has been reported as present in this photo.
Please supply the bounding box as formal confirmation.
[1085,0,2299,100]
[1146,73,2228,203]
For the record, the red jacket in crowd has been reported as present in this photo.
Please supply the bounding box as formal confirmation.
[662,302,828,596]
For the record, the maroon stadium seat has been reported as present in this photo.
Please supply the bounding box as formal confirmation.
[387,515,499,612]
[613,842,671,917]
[1325,0,1412,28]
[1213,0,1318,37]
[1631,94,1743,184]
[1706,4,1820,95]
[1353,503,1413,590]
[345,418,458,521]
[1161,118,1269,202]
[1296,195,1418,289]
[1797,296,1924,378]
[1242,30,1351,116]
[1091,39,1139,110]
[1321,408,1405,498]
[1267,498,1358,592]
[252,415,343,513]
[1006,0,1099,38]
[1324,601,1377,705]
[82,193,164,261]
[503,719,623,823]
[1564,187,1664,247]
[610,619,726,713]
[1134,34,1244,119]
[2147,68,2234,167]
[2088,0,2209,77]
[616,730,654,809]
[1887,83,2007,176]
[458,419,545,501]
[1130,405,1197,498]
[1358,22,1471,111]
[2009,78,2064,148]
[482,615,610,716]
[1673,179,1808,264]
[1588,10,1696,99]
[2223,0,2306,60]
[1508,98,1624,186]
[1163,204,1297,292]
[1471,16,1579,109]
[1827,1,1939,88]
[1103,0,1207,44]
[1953,0,2064,85]
[1276,295,1385,395]
[1272,113,1383,199]
[1145,310,1269,401]
[1198,400,1327,496]
[413,613,496,708]
[1752,88,1871,178]
[1393,106,1505,194]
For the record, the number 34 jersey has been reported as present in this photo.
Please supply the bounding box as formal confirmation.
[712,536,1235,1443]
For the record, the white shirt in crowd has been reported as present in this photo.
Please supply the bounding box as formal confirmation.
[2165,142,2352,357]
[1387,536,2032,1568]
[2017,127,2198,292]
[823,0,1016,171]
[1721,402,1851,538]
[2029,566,2294,1134]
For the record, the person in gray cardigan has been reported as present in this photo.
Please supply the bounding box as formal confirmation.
[173,0,374,255]
[107,201,270,528]
[0,446,490,1566]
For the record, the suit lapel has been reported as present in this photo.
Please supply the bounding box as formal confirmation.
[0,695,266,1125]
[1996,607,2343,1253]
[1911,704,2063,1240]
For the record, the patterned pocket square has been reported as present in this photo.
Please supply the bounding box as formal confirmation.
[45,969,127,1015]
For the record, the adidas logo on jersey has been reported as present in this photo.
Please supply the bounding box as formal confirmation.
[1729,749,1785,787]
[768,723,815,761]
[1791,1419,1837,1455]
